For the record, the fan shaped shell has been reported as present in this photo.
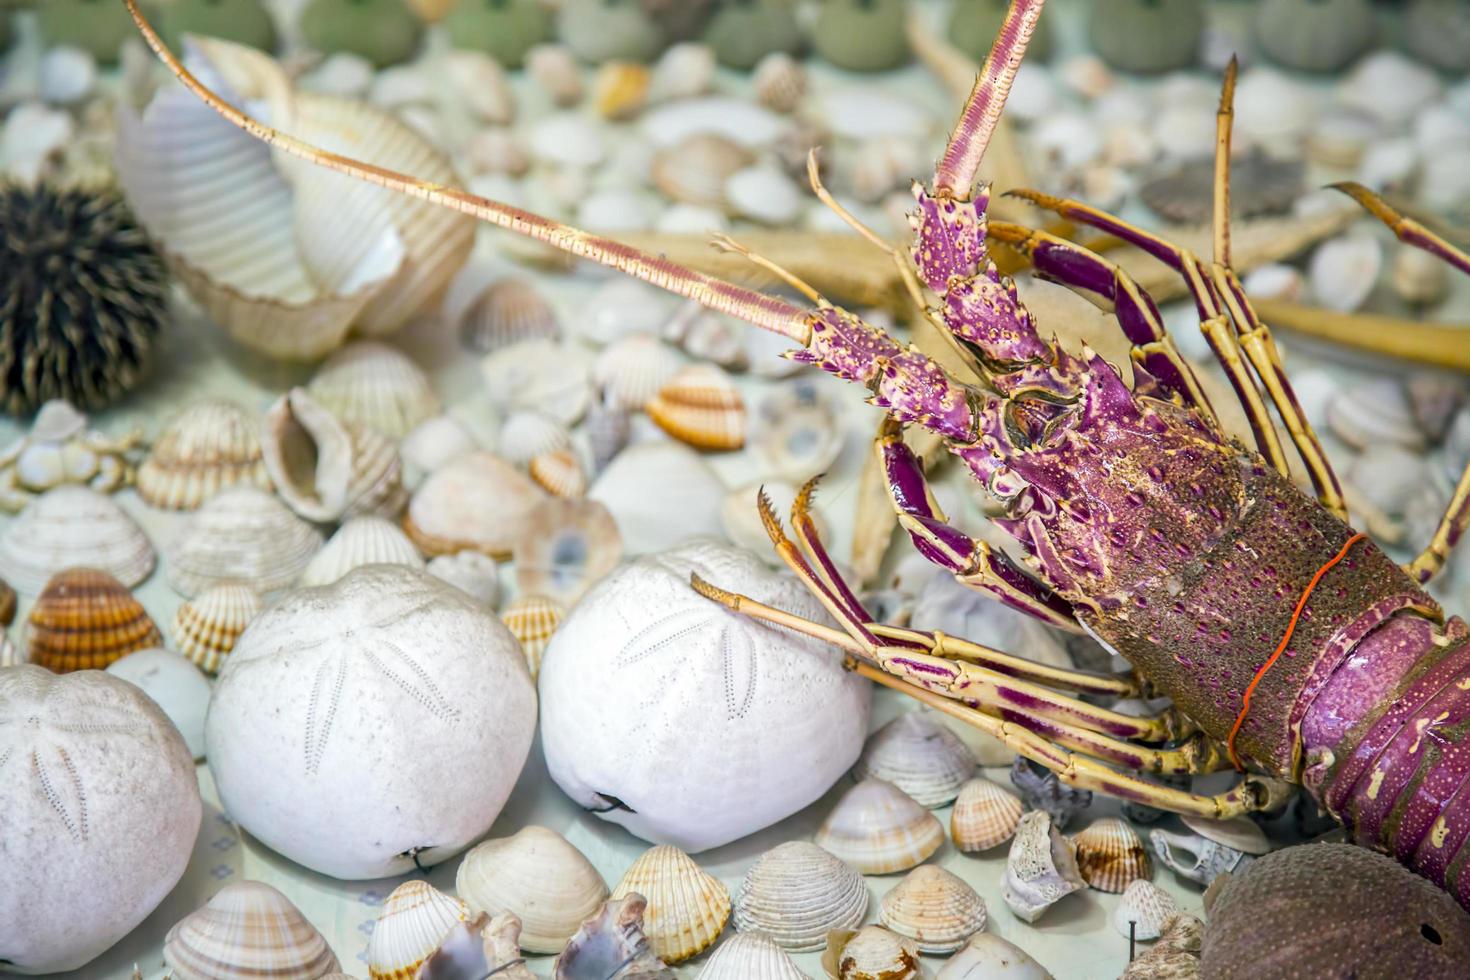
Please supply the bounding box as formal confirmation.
[1072,817,1151,893]
[853,711,976,808]
[300,516,424,588]
[172,581,263,674]
[878,865,987,954]
[734,841,868,953]
[461,277,560,353]
[25,567,161,672]
[167,486,324,597]
[814,778,944,875]
[1112,879,1178,940]
[647,363,746,451]
[308,341,441,440]
[163,880,340,980]
[402,451,547,558]
[0,485,155,594]
[950,776,1024,853]
[137,399,271,510]
[610,844,732,964]
[530,450,588,498]
[456,825,610,954]
[367,879,468,980]
[697,931,810,980]
[592,333,686,411]
[500,594,564,679]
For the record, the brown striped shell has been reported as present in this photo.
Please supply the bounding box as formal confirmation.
[501,594,564,679]
[950,776,1024,852]
[1071,817,1151,893]
[171,582,262,674]
[815,779,944,876]
[25,567,161,672]
[163,880,340,980]
[460,278,560,354]
[646,364,746,451]
[877,865,987,954]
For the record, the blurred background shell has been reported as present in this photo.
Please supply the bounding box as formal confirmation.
[444,0,554,68]
[300,0,423,67]
[307,342,441,441]
[1088,0,1204,74]
[702,0,801,70]
[1256,0,1377,73]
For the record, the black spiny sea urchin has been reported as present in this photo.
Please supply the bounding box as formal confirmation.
[0,183,168,415]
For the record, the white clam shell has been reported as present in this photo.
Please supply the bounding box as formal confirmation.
[164,880,340,980]
[815,778,945,876]
[167,486,324,597]
[531,112,607,167]
[402,451,547,558]
[649,43,716,103]
[0,485,155,594]
[816,88,933,141]
[754,53,806,114]
[1338,51,1443,125]
[726,165,802,225]
[878,864,987,954]
[854,711,977,809]
[106,647,212,760]
[1002,811,1086,923]
[307,341,441,440]
[172,581,264,674]
[1112,879,1179,940]
[426,550,502,607]
[734,842,868,953]
[481,338,594,426]
[610,844,731,964]
[299,515,424,588]
[447,50,515,125]
[588,442,726,554]
[1393,243,1451,306]
[698,931,811,980]
[1308,233,1382,313]
[651,134,753,207]
[1234,67,1319,147]
[367,879,468,979]
[138,399,272,511]
[937,933,1054,980]
[399,414,480,484]
[262,388,406,523]
[1326,378,1426,451]
[1179,814,1271,855]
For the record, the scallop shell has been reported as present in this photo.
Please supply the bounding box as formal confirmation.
[0,485,155,594]
[399,415,479,484]
[167,486,324,597]
[753,53,806,115]
[172,582,263,674]
[300,516,425,588]
[513,497,623,605]
[426,550,501,607]
[307,342,442,440]
[650,134,754,207]
[734,841,869,954]
[593,333,686,411]
[820,926,921,980]
[594,62,650,120]
[402,452,547,558]
[482,338,594,427]
[456,825,610,955]
[610,845,732,964]
[262,388,406,523]
[878,864,987,955]
[526,44,584,107]
[461,278,560,354]
[500,594,564,679]
[1113,879,1178,940]
[366,879,469,980]
[647,364,746,451]
[500,410,574,467]
[950,776,1025,852]
[814,778,944,876]
[137,399,272,510]
[163,880,340,980]
[1002,811,1086,923]
[698,931,810,980]
[853,712,976,809]
[1071,817,1151,893]
[24,567,161,673]
[530,450,588,498]
[748,379,846,482]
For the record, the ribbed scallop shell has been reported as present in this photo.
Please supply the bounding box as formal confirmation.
[853,712,976,808]
[24,567,161,673]
[593,333,686,412]
[0,485,156,594]
[529,450,587,498]
[651,134,753,207]
[610,845,732,964]
[456,825,610,955]
[481,338,593,427]
[647,364,746,451]
[878,865,987,954]
[163,880,340,980]
[402,452,547,558]
[461,278,560,354]
[300,516,425,588]
[1113,879,1178,940]
[262,388,406,523]
[1072,817,1151,893]
[698,931,811,980]
[501,594,564,679]
[172,582,263,674]
[167,486,324,597]
[308,342,442,440]
[734,842,868,953]
[512,497,623,605]
[814,779,944,876]
[820,926,921,980]
[500,410,573,467]
[950,777,1025,853]
[137,399,272,511]
[366,879,468,980]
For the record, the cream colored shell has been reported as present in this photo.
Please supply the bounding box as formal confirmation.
[167,486,324,597]
[529,450,588,498]
[734,841,869,953]
[262,388,406,523]
[697,931,811,980]
[402,451,547,558]
[950,776,1025,853]
[300,516,424,588]
[137,399,272,510]
[592,332,685,411]
[610,844,732,964]
[853,711,976,808]
[172,582,263,674]
[308,342,443,440]
[164,880,340,980]
[460,277,560,354]
[366,879,468,980]
[1112,879,1179,940]
[1071,817,1151,894]
[0,485,155,594]
[878,865,987,954]
[814,778,944,876]
[512,496,623,606]
[819,926,921,980]
[455,825,610,954]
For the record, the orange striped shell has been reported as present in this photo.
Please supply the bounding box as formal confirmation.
[501,594,564,679]
[646,365,746,451]
[172,582,263,674]
[26,567,161,672]
[529,450,587,498]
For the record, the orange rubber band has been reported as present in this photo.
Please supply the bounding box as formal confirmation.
[1226,532,1368,770]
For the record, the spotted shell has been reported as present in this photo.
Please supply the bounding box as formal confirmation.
[1072,817,1151,893]
[819,926,921,980]
[167,486,324,597]
[853,711,976,808]
[0,485,156,594]
[592,333,686,411]
[172,582,263,674]
[366,879,468,980]
[697,931,810,980]
[307,341,441,439]
[814,778,944,876]
[299,516,425,588]
[137,399,272,510]
[460,277,560,354]
[734,841,869,953]
[501,594,564,679]
[163,880,340,980]
[950,776,1024,853]
[610,844,732,964]
[24,567,161,673]
[529,450,588,498]
[646,364,746,451]
[878,865,987,955]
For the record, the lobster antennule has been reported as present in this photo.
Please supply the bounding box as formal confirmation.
[119,0,813,346]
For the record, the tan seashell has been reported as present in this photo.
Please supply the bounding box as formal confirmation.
[854,711,976,808]
[530,450,588,498]
[610,845,732,964]
[402,452,547,558]
[168,486,324,597]
[1002,811,1086,923]
[366,879,469,980]
[466,128,531,176]
[592,333,686,411]
[698,931,811,980]
[648,44,716,104]
[1113,879,1178,940]
[137,399,272,511]
[456,825,610,954]
[878,864,987,955]
[647,364,746,451]
[262,388,406,523]
[594,62,651,120]
[0,577,14,627]
[163,880,340,980]
[526,44,585,107]
[734,842,868,953]
[460,278,560,354]
[513,497,623,605]
[754,53,806,114]
[172,582,263,674]
[1071,817,1151,893]
[651,134,754,207]
[25,567,161,673]
[820,926,921,980]
[1392,242,1450,307]
[500,594,564,678]
[307,342,442,440]
[446,51,516,126]
[482,338,594,427]
[300,516,425,588]
[950,776,1025,853]
[500,410,573,467]
[0,486,155,595]
[814,778,944,876]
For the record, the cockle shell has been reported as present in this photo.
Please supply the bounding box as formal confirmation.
[402,451,547,558]
[25,567,161,673]
[164,881,340,980]
[1112,879,1178,940]
[820,926,921,980]
[367,879,469,980]
[460,277,560,353]
[0,485,155,594]
[552,895,675,980]
[168,486,324,597]
[0,667,201,974]
[854,711,977,808]
[748,379,846,481]
[950,776,1025,852]
[1071,817,1151,893]
[482,338,594,426]
[456,825,610,954]
[138,399,272,510]
[300,516,424,587]
[588,442,726,554]
[106,647,212,761]
[937,933,1054,980]
[647,364,746,451]
[734,842,868,953]
[1002,811,1086,923]
[530,450,588,498]
[399,414,480,484]
[262,388,406,523]
[610,845,732,964]
[879,865,987,954]
[815,778,945,875]
[307,341,442,440]
[753,52,806,114]
[426,550,501,607]
[593,333,686,411]
[526,44,584,107]
[500,593,564,678]
[172,581,263,674]
[698,931,810,979]
[1326,378,1426,451]
[650,134,754,207]
[513,496,623,605]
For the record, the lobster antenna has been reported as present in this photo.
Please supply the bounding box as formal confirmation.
[120,0,813,345]
[1213,57,1239,269]
[933,0,1047,198]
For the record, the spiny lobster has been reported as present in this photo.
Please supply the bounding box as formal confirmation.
[126,0,1470,908]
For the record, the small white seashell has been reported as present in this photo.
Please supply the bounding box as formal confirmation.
[370,65,435,110]
[937,933,1054,980]
[657,203,730,233]
[1002,811,1086,923]
[499,410,573,466]
[298,52,375,98]
[754,52,806,114]
[640,97,785,149]
[163,880,340,979]
[300,516,424,588]
[698,931,810,980]
[172,582,263,675]
[950,776,1025,853]
[261,388,406,523]
[308,342,441,440]
[734,842,868,953]
[1060,55,1114,99]
[849,137,924,204]
[367,879,469,980]
[1032,112,1102,170]
[588,441,726,554]
[1,102,74,183]
[879,865,986,955]
[1420,146,1470,213]
[1233,67,1318,147]
[1005,63,1058,123]
[820,926,921,980]
[1151,103,1216,161]
[1414,104,1470,156]
[1306,108,1382,169]
[748,378,846,482]
[456,825,610,954]
[465,128,531,176]
[577,188,656,232]
[574,278,680,347]
[1338,51,1443,126]
[1308,233,1382,313]
[1179,813,1271,855]
[1407,372,1466,442]
[648,43,716,103]
[1112,879,1178,941]
[530,112,607,168]
[0,486,155,594]
[403,451,547,559]
[399,414,479,484]
[1071,817,1152,893]
[481,338,594,427]
[815,778,944,876]
[138,399,272,511]
[1242,263,1305,304]
[38,46,97,105]
[854,712,977,809]
[513,496,623,605]
[525,44,583,107]
[106,648,211,760]
[447,50,515,125]
[1393,244,1451,307]
[816,88,933,141]
[593,333,686,411]
[1326,378,1426,451]
[461,277,560,354]
[1357,136,1419,193]
[651,133,754,208]
[1346,445,1434,525]
[426,550,501,607]
[500,594,564,678]
[167,486,324,597]
[726,165,802,225]
[610,845,732,964]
